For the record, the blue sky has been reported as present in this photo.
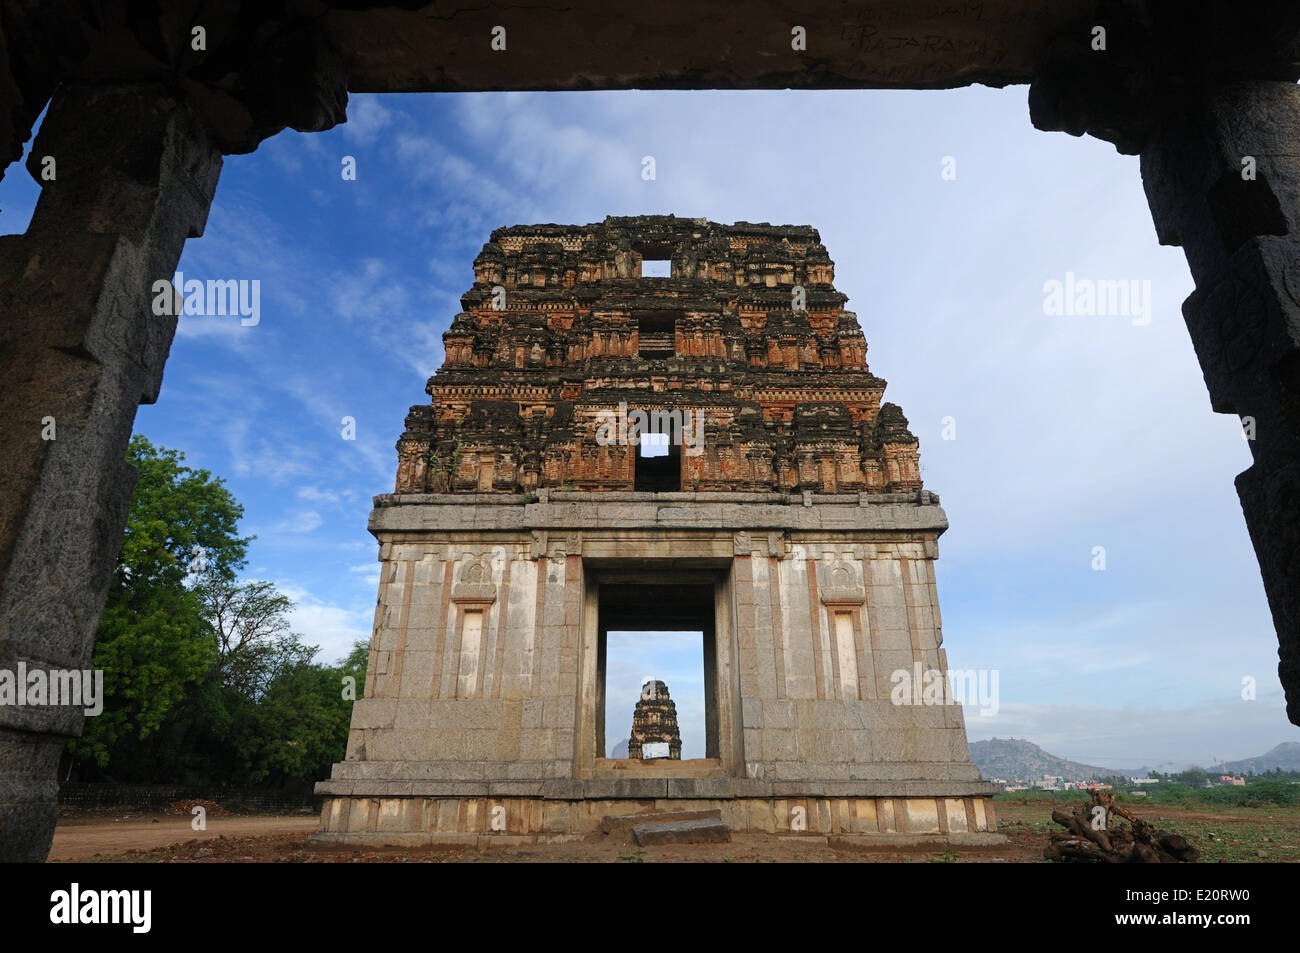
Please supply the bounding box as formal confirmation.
[5,86,1296,770]
[606,632,705,758]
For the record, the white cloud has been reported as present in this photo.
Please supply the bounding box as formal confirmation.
[342,95,394,144]
[229,440,315,484]
[297,485,343,504]
[281,589,372,665]
[274,510,322,533]
[174,314,259,342]
[332,258,408,323]
[348,562,381,587]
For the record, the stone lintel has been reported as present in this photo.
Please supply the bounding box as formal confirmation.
[367,494,949,537]
[820,589,866,606]
[450,584,496,605]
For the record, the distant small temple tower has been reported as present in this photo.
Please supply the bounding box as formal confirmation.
[628,681,682,761]
[314,216,1000,846]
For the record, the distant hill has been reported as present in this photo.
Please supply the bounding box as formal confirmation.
[970,738,1140,782]
[610,738,629,759]
[1218,742,1300,775]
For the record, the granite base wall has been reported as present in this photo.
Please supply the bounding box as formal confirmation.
[312,792,1002,847]
[315,494,1000,843]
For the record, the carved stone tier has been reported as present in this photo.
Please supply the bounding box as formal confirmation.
[395,216,922,496]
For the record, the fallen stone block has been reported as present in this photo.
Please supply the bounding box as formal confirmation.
[632,818,731,846]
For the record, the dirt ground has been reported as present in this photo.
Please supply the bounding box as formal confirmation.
[49,810,320,861]
[49,800,1300,863]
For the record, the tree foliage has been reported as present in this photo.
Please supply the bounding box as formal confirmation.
[68,435,367,789]
[70,436,246,768]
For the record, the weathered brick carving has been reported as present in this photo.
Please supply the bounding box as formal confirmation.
[627,680,682,760]
[395,215,922,495]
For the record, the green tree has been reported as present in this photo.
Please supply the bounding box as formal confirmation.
[1176,767,1210,788]
[69,436,250,770]
[152,575,314,785]
[240,641,369,785]
[197,577,314,699]
[340,640,369,684]
[69,435,370,788]
[173,576,369,787]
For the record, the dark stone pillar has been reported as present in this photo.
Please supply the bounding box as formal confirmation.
[1026,0,1300,724]
[1139,82,1300,724]
[1033,13,1300,724]
[0,83,221,861]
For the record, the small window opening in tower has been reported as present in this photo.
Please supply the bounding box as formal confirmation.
[641,258,672,278]
[634,411,681,491]
[641,431,669,457]
[635,311,676,358]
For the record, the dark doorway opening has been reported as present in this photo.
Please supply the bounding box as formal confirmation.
[633,240,674,279]
[633,407,681,491]
[596,582,718,762]
[635,310,677,358]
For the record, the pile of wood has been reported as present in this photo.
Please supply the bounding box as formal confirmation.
[165,798,232,817]
[1044,792,1198,863]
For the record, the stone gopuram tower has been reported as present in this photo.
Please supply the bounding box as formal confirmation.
[628,681,682,761]
[314,215,1001,846]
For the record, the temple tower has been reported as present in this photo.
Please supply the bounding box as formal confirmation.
[627,680,682,761]
[314,215,1001,845]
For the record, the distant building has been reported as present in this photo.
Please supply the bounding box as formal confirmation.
[1063,780,1112,791]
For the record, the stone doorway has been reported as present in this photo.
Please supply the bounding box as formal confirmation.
[604,644,699,760]
[593,577,723,770]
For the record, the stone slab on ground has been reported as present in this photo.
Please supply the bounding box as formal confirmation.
[828,832,1007,851]
[600,808,722,833]
[632,817,731,846]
